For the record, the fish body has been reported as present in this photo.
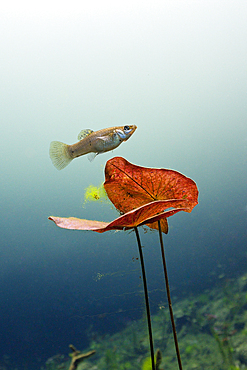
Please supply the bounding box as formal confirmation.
[49,125,137,170]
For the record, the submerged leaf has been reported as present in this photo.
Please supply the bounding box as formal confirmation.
[104,157,198,214]
[48,216,110,231]
[48,200,188,233]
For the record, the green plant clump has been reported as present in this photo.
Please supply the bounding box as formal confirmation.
[84,183,108,203]
[142,356,156,370]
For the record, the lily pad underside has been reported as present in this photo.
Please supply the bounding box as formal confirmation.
[49,199,189,234]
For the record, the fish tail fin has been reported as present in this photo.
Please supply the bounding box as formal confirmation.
[49,141,72,170]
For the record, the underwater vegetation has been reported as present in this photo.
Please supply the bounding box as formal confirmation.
[41,272,247,370]
[142,350,162,370]
[83,183,108,203]
[49,156,198,370]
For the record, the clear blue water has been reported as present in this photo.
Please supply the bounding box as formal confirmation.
[0,1,246,368]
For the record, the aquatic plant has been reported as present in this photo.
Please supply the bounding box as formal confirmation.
[104,348,118,369]
[142,349,162,370]
[45,354,67,370]
[104,157,198,370]
[49,156,198,370]
[84,183,108,203]
[206,279,247,369]
[142,356,154,370]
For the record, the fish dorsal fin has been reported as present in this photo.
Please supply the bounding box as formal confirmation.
[77,129,94,141]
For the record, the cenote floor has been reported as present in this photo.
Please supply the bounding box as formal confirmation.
[36,271,247,370]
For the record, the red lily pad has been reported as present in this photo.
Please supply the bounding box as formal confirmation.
[104,157,199,215]
[48,200,189,233]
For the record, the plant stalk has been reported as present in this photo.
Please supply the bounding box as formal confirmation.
[157,220,183,370]
[134,227,155,370]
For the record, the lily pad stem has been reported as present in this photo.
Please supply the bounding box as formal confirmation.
[134,227,155,370]
[158,220,183,370]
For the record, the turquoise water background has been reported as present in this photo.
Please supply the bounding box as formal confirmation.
[0,1,246,368]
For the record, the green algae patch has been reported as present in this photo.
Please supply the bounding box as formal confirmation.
[84,183,109,203]
[142,356,154,370]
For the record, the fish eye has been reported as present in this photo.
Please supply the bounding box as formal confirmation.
[124,125,130,131]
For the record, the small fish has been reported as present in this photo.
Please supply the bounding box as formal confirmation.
[49,125,137,170]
